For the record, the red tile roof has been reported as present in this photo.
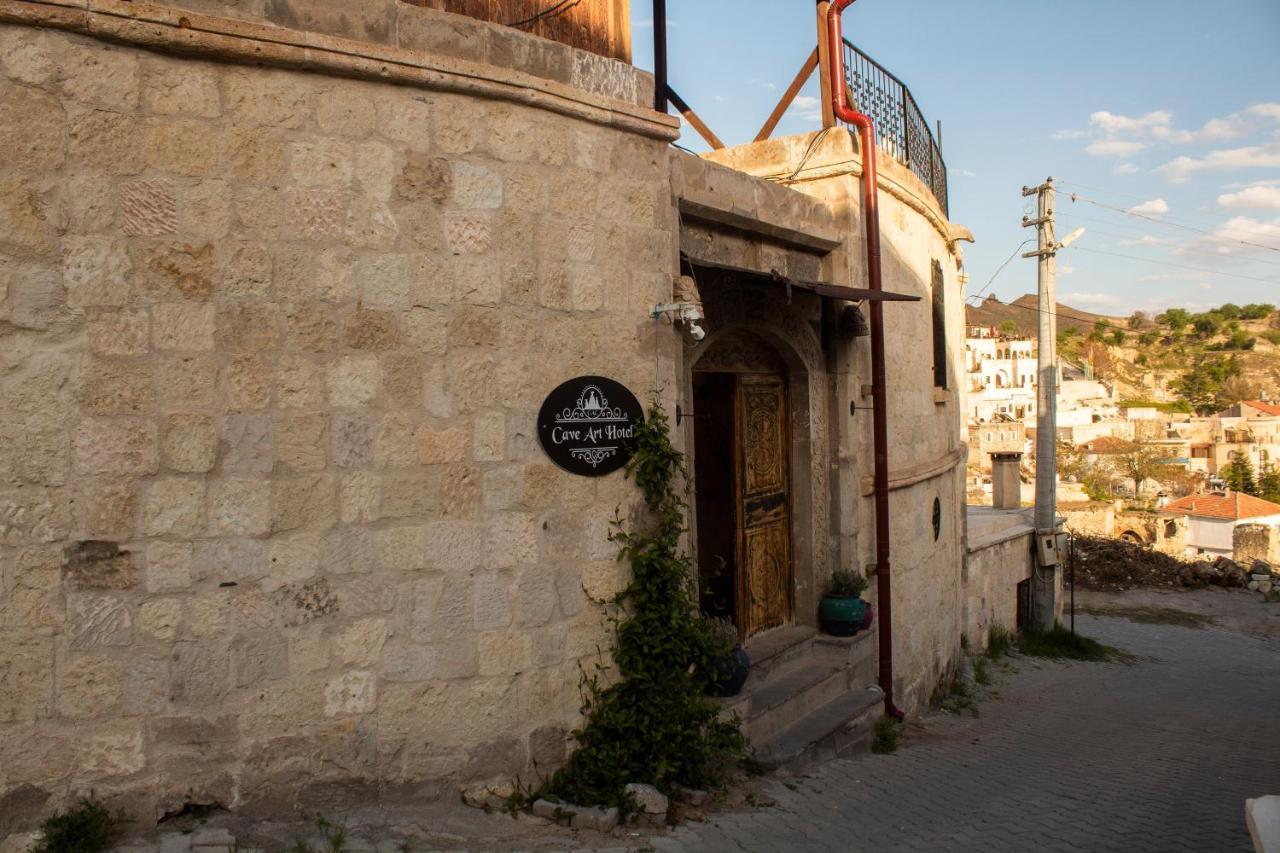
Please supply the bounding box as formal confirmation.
[1161,491,1280,521]
[1243,400,1280,417]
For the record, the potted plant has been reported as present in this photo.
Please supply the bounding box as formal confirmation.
[701,616,750,698]
[820,568,869,636]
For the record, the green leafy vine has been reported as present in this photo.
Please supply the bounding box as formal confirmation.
[547,401,748,807]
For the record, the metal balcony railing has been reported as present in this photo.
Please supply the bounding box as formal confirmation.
[841,39,948,216]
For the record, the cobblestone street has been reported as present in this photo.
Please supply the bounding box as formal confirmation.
[99,589,1280,853]
[653,589,1280,852]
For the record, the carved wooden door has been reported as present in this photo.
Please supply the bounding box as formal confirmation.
[736,374,792,637]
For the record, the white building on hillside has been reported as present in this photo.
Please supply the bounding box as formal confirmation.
[965,326,1038,423]
[1160,491,1280,558]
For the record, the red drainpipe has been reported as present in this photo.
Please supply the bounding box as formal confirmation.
[826,0,904,720]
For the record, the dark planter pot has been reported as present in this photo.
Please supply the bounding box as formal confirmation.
[820,593,867,637]
[706,645,751,697]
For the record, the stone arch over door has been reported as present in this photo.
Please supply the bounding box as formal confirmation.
[681,284,830,641]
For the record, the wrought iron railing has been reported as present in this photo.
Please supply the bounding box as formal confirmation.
[841,39,948,216]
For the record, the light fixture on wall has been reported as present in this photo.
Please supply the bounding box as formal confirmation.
[839,304,870,339]
[651,301,706,342]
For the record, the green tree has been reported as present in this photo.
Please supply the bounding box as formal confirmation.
[1258,461,1280,503]
[1109,329,1127,346]
[1240,303,1274,320]
[1158,308,1191,332]
[1138,330,1159,347]
[1193,314,1221,338]
[1216,303,1241,320]
[1128,311,1148,329]
[1222,450,1257,495]
[998,320,1017,335]
[1106,440,1176,499]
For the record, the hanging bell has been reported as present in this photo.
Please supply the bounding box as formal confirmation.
[840,304,870,339]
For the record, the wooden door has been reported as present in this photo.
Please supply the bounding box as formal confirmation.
[736,374,792,637]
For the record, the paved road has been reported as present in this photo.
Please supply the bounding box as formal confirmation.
[653,590,1280,853]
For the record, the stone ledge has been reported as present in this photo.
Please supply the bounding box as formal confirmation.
[0,0,679,141]
[856,444,967,496]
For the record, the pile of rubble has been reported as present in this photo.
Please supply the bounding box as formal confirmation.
[1070,537,1187,591]
[1070,536,1278,597]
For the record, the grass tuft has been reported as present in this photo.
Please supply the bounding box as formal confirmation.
[1016,623,1131,662]
[973,655,992,686]
[986,625,1016,660]
[30,797,123,853]
[871,715,901,754]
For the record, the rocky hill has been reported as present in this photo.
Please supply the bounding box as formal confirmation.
[965,296,1280,410]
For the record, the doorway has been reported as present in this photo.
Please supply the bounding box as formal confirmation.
[693,359,794,641]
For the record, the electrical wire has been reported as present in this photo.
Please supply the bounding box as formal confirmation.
[1059,190,1280,253]
[769,127,834,183]
[1055,215,1280,268]
[970,239,1034,302]
[509,0,580,29]
[1062,245,1280,285]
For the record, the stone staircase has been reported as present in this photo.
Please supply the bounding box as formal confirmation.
[721,626,883,772]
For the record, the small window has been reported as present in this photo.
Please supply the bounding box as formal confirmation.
[931,260,947,388]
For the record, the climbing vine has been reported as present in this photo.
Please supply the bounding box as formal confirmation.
[547,402,748,807]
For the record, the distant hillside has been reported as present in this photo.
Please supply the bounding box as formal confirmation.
[965,295,1280,409]
[965,294,1123,338]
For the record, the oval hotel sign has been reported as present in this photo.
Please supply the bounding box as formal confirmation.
[537,376,644,476]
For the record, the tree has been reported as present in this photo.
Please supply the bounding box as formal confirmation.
[1106,440,1177,499]
[1214,375,1260,412]
[1158,308,1191,333]
[1222,450,1257,495]
[1192,314,1221,338]
[1259,461,1280,503]
[1110,329,1127,346]
[1216,303,1242,320]
[1176,355,1245,414]
[1128,311,1148,329]
[1240,303,1274,320]
[1057,442,1115,501]
[998,320,1016,335]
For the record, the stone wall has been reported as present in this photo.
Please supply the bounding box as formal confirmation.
[963,523,1034,651]
[0,10,676,824]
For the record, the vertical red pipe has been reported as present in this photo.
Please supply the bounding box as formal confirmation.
[826,0,903,719]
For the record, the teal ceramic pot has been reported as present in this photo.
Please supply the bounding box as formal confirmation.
[820,594,867,637]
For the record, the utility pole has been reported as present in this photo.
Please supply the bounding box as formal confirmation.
[1022,177,1060,632]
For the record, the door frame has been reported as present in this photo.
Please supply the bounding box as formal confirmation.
[687,326,817,640]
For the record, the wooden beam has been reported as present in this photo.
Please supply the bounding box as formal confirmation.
[815,1,835,128]
[667,86,724,150]
[754,47,819,142]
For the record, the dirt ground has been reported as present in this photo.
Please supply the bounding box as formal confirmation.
[1072,585,1280,640]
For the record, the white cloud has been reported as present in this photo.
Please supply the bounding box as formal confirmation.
[790,95,822,122]
[1175,214,1280,256]
[1063,292,1124,307]
[1086,139,1147,157]
[1089,110,1172,136]
[1059,265,1076,276]
[1158,141,1280,182]
[1112,163,1139,175]
[952,168,977,178]
[1248,103,1280,120]
[1121,235,1171,247]
[1126,198,1169,216]
[1051,128,1089,141]
[1217,185,1280,210]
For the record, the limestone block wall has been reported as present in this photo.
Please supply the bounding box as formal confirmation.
[0,14,677,823]
[963,529,1034,651]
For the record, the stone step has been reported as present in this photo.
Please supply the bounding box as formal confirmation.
[754,685,885,773]
[743,659,850,745]
[744,625,818,681]
[813,628,877,684]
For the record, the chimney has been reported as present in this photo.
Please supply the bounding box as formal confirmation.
[990,451,1023,510]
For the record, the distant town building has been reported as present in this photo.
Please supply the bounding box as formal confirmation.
[1159,491,1280,558]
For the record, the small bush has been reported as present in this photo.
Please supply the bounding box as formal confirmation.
[871,715,901,754]
[291,816,347,853]
[931,673,978,717]
[827,568,868,597]
[973,656,992,686]
[30,797,123,853]
[986,625,1015,660]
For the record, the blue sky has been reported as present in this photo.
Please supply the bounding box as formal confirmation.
[630,0,1280,317]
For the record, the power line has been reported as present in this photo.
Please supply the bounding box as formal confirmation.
[1056,177,1280,236]
[970,239,1034,301]
[1060,191,1280,254]
[1054,216,1280,268]
[1063,245,1280,285]
[509,0,581,29]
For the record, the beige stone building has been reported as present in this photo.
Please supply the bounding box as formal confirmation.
[0,0,1038,831]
